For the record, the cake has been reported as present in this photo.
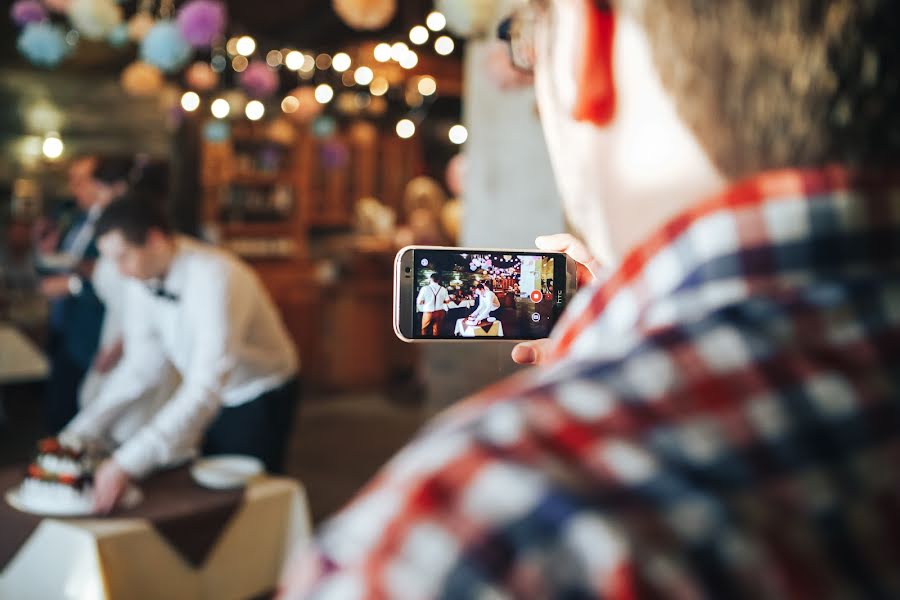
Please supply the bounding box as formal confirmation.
[19,437,97,514]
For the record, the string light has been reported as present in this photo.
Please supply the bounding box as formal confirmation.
[449,124,468,144]
[374,43,392,63]
[211,98,230,118]
[399,50,418,69]
[225,37,239,55]
[284,50,304,70]
[396,119,415,139]
[42,133,63,159]
[245,100,264,120]
[426,11,446,32]
[232,55,248,72]
[180,91,200,112]
[281,95,300,113]
[417,76,437,96]
[315,53,332,70]
[332,52,352,72]
[434,36,454,56]
[354,66,374,86]
[301,53,315,72]
[266,50,283,66]
[235,35,256,57]
[315,83,334,103]
[390,42,409,62]
[342,70,356,87]
[369,77,389,96]
[409,25,429,45]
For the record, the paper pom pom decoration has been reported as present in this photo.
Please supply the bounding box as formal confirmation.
[286,87,323,123]
[44,0,71,13]
[140,21,192,73]
[484,40,533,91]
[332,0,396,31]
[436,0,494,38]
[239,62,279,98]
[11,1,47,26]
[127,12,154,41]
[185,61,218,91]
[17,22,70,68]
[67,0,122,40]
[107,22,129,47]
[311,115,337,139]
[203,120,231,142]
[120,61,164,96]
[176,0,226,49]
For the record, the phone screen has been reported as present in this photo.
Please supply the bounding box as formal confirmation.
[411,249,567,340]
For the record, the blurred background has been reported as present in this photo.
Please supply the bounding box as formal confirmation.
[0,0,565,522]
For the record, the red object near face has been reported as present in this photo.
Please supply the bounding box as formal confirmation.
[573,1,616,125]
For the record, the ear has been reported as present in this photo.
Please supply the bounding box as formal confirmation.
[572,1,616,125]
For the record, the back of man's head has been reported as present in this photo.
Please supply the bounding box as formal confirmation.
[625,0,900,178]
[95,190,172,246]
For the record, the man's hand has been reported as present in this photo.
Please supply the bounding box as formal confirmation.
[39,275,71,299]
[93,338,124,374]
[511,234,603,366]
[93,459,130,514]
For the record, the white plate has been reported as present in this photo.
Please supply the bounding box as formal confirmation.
[190,455,264,490]
[5,484,143,517]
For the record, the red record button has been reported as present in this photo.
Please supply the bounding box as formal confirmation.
[530,290,543,303]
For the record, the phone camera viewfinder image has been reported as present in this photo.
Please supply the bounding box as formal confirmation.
[412,251,563,339]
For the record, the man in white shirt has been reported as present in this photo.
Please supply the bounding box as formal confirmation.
[62,193,299,512]
[416,273,449,336]
[467,283,500,324]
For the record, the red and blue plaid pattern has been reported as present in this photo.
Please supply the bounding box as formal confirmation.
[280,167,900,599]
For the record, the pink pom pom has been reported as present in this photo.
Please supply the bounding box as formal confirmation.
[11,0,46,26]
[239,62,279,98]
[176,0,226,48]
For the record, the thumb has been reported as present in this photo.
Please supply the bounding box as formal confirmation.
[511,339,552,365]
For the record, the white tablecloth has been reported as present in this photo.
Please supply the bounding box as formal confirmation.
[0,324,48,384]
[0,476,311,600]
[446,300,475,310]
[454,318,504,337]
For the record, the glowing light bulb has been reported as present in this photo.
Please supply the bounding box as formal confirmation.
[374,43,392,63]
[284,50,304,70]
[434,36,454,56]
[332,52,352,72]
[42,133,63,159]
[245,100,265,120]
[315,84,334,104]
[211,98,230,118]
[391,42,409,62]
[449,124,468,144]
[426,12,446,32]
[180,91,200,112]
[235,35,256,57]
[409,25,428,45]
[369,77,389,96]
[354,66,374,86]
[396,118,415,139]
[417,76,437,96]
[281,95,300,113]
[399,50,418,69]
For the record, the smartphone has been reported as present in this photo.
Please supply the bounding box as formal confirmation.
[394,245,578,342]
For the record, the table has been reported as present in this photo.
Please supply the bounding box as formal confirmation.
[446,300,474,310]
[0,466,311,600]
[454,318,505,337]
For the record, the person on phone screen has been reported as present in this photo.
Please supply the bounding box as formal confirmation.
[281,0,900,597]
[416,272,449,336]
[467,283,500,324]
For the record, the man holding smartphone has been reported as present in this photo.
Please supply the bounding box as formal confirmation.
[282,0,900,597]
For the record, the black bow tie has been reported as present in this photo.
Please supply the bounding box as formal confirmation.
[150,285,179,302]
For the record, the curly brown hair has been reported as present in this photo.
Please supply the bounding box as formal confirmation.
[617,0,900,179]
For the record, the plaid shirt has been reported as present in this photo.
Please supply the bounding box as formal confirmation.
[281,167,900,599]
